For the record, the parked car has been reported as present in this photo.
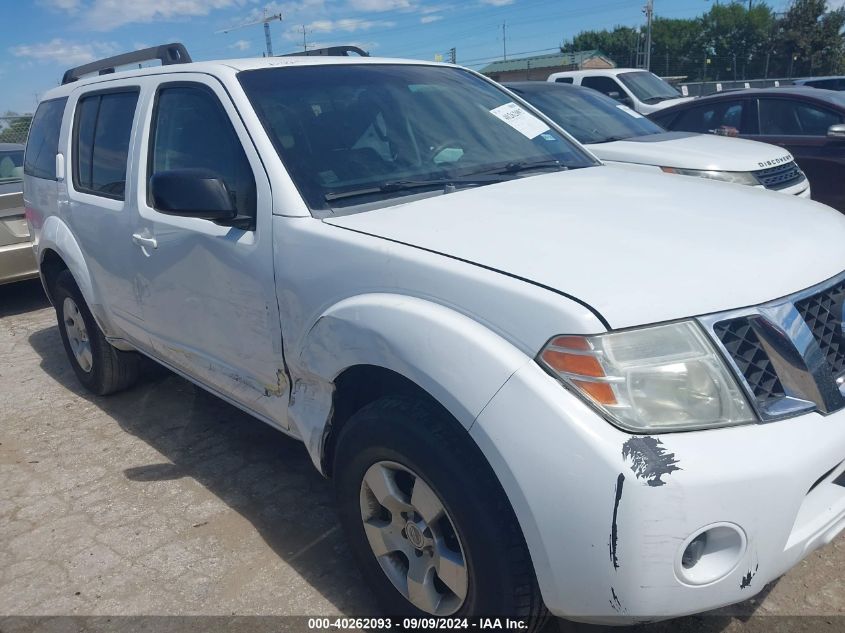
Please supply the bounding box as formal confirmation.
[792,76,845,91]
[0,142,38,285]
[505,81,810,197]
[26,44,845,626]
[650,87,845,211]
[546,68,694,115]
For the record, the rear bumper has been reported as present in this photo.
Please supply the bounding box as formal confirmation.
[0,241,38,285]
[471,361,845,623]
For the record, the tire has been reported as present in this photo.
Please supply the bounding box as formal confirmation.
[333,395,547,630]
[52,270,140,396]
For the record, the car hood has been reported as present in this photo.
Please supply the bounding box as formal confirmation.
[646,96,696,111]
[587,132,794,172]
[325,167,845,330]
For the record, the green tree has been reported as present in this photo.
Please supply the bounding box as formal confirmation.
[775,0,845,76]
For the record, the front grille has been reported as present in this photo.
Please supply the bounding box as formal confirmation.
[795,279,845,377]
[714,317,786,406]
[753,161,805,191]
[704,272,845,420]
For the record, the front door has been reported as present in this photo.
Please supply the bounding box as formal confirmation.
[132,75,288,427]
[744,97,845,211]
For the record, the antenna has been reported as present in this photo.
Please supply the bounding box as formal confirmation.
[217,9,283,57]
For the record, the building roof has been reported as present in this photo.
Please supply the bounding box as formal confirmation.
[479,50,609,75]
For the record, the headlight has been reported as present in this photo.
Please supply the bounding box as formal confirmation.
[660,166,760,187]
[538,321,755,432]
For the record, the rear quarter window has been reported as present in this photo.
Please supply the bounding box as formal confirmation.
[24,97,67,181]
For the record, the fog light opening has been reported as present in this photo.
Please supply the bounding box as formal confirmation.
[675,523,747,586]
[682,531,708,569]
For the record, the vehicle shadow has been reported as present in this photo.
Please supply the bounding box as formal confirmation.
[0,279,49,317]
[28,323,779,630]
[27,323,376,616]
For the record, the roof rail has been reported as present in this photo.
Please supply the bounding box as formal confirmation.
[61,43,192,85]
[281,46,369,58]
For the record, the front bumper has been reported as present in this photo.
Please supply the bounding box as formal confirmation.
[471,361,845,623]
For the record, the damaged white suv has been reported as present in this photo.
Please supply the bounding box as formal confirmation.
[25,44,845,626]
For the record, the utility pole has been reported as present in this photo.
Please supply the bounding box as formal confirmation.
[643,0,654,71]
[299,24,312,52]
[501,22,507,61]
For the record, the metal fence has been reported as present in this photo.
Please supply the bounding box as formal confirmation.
[672,77,794,97]
[0,115,32,145]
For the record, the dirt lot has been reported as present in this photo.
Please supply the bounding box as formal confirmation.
[1,279,843,633]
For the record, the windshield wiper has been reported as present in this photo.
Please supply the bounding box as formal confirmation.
[465,159,568,177]
[324,176,505,202]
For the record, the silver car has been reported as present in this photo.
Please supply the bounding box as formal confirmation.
[0,143,38,285]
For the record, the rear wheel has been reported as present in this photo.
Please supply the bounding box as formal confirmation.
[53,270,140,395]
[334,395,546,629]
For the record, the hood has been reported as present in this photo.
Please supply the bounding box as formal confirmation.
[644,96,695,112]
[587,132,794,172]
[325,167,845,330]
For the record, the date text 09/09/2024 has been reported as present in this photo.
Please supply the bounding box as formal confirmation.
[307,618,529,630]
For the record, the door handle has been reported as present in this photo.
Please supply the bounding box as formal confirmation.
[131,233,157,250]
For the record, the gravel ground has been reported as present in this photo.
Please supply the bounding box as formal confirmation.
[1,279,843,633]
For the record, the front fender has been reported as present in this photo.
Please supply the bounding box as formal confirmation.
[290,293,532,471]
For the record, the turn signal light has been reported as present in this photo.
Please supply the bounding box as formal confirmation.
[539,336,617,405]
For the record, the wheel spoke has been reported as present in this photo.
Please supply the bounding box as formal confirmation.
[363,519,409,558]
[78,343,93,372]
[410,477,444,525]
[406,555,440,613]
[434,548,468,601]
[364,464,412,513]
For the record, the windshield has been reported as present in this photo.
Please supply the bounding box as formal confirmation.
[618,71,681,103]
[238,64,596,210]
[510,85,664,144]
[0,149,24,183]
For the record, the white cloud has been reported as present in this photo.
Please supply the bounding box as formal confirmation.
[286,17,394,39]
[479,0,515,5]
[10,39,119,66]
[38,0,83,11]
[420,14,442,23]
[228,39,251,51]
[347,0,411,12]
[44,0,248,31]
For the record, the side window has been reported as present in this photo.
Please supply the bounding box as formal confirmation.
[581,76,624,97]
[149,84,256,219]
[759,99,842,136]
[73,90,139,199]
[554,77,573,84]
[673,100,743,134]
[24,97,67,181]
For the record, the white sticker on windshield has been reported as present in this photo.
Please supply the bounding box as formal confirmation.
[489,102,549,139]
[616,104,644,119]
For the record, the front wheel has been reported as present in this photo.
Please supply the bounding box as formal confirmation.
[333,396,546,629]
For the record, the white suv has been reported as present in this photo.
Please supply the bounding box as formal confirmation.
[24,44,845,626]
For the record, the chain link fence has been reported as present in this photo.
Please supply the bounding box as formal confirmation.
[0,115,33,146]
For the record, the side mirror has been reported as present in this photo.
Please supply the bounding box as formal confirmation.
[150,169,237,222]
[608,91,634,107]
[827,123,845,139]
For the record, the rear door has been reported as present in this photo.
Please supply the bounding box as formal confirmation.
[744,97,845,210]
[132,74,288,426]
[63,82,149,344]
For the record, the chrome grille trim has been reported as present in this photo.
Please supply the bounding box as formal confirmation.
[698,270,845,422]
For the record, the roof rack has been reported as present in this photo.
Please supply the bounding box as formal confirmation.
[61,43,192,85]
[281,46,369,58]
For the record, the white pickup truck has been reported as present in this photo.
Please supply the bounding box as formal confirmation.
[25,44,845,626]
[547,68,694,115]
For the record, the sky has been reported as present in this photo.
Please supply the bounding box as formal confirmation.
[0,0,827,114]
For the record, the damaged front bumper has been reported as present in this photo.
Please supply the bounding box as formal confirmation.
[470,360,845,624]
